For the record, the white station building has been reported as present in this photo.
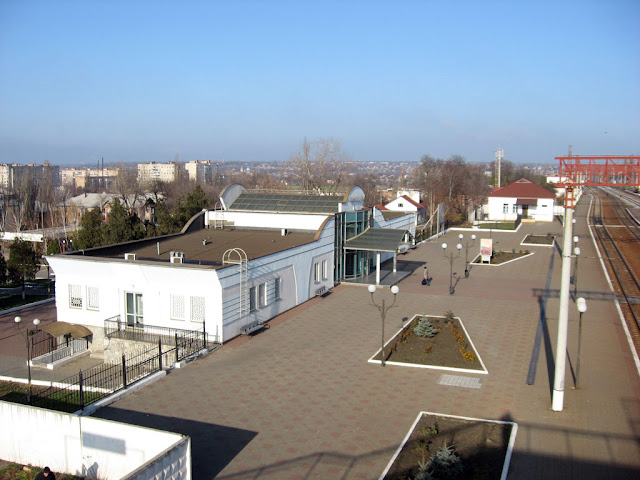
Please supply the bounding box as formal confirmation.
[46,185,414,351]
[486,178,556,222]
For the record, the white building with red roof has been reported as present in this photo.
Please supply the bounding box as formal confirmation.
[487,178,556,222]
[385,194,429,224]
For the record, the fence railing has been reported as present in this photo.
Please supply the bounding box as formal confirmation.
[31,338,89,366]
[104,316,208,348]
[31,320,211,412]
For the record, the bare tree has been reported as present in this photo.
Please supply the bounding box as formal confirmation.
[113,163,143,210]
[288,138,349,193]
[11,171,37,231]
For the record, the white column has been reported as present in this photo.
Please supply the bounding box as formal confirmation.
[376,251,381,285]
[552,206,573,411]
[393,253,397,273]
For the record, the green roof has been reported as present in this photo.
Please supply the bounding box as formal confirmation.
[229,192,342,214]
[344,228,408,252]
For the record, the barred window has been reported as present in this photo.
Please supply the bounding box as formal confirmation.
[274,277,281,300]
[258,282,267,308]
[191,296,205,323]
[87,286,99,311]
[170,294,186,321]
[249,286,256,312]
[69,285,82,309]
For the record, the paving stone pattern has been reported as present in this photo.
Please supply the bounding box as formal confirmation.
[3,196,639,479]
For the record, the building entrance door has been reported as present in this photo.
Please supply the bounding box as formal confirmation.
[126,292,143,327]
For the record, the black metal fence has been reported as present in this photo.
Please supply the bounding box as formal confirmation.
[31,323,209,412]
[104,316,208,348]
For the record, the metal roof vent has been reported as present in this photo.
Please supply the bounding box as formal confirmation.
[170,251,185,264]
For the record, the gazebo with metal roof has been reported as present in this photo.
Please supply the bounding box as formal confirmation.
[343,227,409,285]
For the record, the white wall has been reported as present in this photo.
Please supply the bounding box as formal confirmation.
[47,257,222,342]
[487,197,554,222]
[0,401,190,480]
[48,217,336,344]
[385,197,418,212]
[205,210,329,231]
[216,217,335,341]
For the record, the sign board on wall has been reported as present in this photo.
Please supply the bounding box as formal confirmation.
[480,238,493,264]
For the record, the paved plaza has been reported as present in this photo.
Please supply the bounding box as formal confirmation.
[2,196,640,479]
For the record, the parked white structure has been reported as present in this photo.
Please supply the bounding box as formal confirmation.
[486,178,556,222]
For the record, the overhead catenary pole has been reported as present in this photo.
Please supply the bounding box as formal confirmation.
[552,187,574,411]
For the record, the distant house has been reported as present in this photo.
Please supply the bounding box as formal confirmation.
[486,178,555,222]
[64,193,161,225]
[385,193,429,232]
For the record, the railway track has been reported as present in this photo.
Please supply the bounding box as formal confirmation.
[589,187,640,357]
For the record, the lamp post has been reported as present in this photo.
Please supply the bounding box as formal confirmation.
[367,284,399,367]
[575,297,587,389]
[442,242,462,295]
[573,246,581,297]
[458,233,477,278]
[14,316,41,404]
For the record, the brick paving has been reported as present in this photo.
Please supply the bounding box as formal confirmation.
[4,196,640,479]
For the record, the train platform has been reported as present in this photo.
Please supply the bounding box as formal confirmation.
[2,192,639,479]
[90,193,640,479]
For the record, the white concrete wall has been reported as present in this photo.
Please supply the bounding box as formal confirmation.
[216,217,335,341]
[0,401,190,480]
[384,197,419,212]
[487,197,554,222]
[48,217,336,344]
[205,210,329,231]
[46,257,223,342]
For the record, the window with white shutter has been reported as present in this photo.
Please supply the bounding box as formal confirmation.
[190,296,205,323]
[69,285,83,309]
[87,286,99,311]
[170,294,186,321]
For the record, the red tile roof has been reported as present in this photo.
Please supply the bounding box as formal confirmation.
[488,178,555,199]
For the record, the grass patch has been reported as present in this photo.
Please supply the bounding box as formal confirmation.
[477,221,517,230]
[0,461,82,480]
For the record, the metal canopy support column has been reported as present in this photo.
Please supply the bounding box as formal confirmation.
[376,251,381,285]
[393,253,397,273]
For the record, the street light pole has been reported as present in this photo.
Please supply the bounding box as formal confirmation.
[14,316,41,404]
[576,297,587,389]
[368,284,399,367]
[442,242,462,295]
[458,233,477,278]
[573,246,581,298]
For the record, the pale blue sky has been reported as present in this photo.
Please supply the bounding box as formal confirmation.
[1,0,638,165]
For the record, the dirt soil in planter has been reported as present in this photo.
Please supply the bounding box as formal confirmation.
[383,413,513,480]
[523,234,554,245]
[375,316,483,371]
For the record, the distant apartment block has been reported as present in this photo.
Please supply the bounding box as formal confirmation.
[184,160,214,183]
[61,167,119,190]
[0,163,60,190]
[137,162,179,184]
